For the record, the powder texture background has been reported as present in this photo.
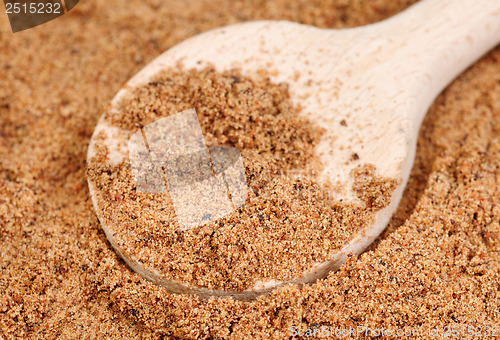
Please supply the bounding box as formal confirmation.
[1,0,499,339]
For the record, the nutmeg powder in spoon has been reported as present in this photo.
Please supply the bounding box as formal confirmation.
[87,66,397,292]
[1,0,499,338]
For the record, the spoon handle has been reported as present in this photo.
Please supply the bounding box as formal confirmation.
[384,0,500,118]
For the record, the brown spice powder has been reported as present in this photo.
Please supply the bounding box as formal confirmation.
[87,67,396,292]
[1,0,500,338]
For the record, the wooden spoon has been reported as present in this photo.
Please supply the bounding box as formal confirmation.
[87,0,500,300]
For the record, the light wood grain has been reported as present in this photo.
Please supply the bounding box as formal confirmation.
[88,0,500,300]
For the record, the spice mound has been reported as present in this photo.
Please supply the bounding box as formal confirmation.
[86,67,397,292]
